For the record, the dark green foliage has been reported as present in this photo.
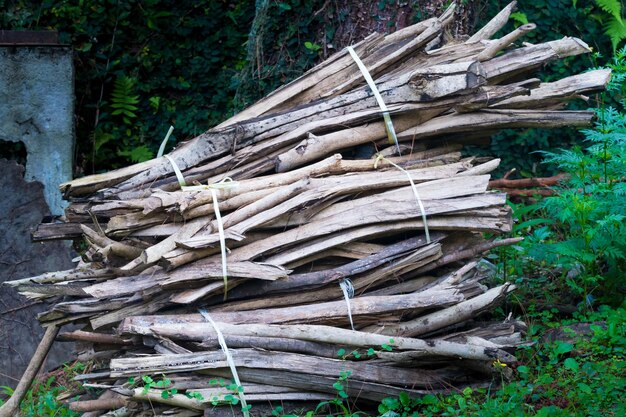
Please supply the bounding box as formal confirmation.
[0,363,86,417]
[0,0,255,172]
[486,48,626,315]
[232,0,329,111]
[594,0,626,50]
[529,49,626,305]
[371,305,626,417]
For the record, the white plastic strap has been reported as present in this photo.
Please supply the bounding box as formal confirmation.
[346,46,401,155]
[181,178,238,298]
[157,125,175,158]
[210,186,229,300]
[164,155,187,188]
[339,278,355,331]
[198,309,249,417]
[375,155,431,243]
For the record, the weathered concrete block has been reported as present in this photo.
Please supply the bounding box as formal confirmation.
[0,45,74,215]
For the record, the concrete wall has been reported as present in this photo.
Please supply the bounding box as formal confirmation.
[0,45,74,215]
[0,40,76,387]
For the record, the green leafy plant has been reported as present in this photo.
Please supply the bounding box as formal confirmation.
[1,372,82,417]
[534,53,626,305]
[594,0,626,50]
[372,304,626,417]
[131,374,179,399]
[313,371,356,417]
[337,339,394,360]
[110,76,140,124]
[490,47,626,312]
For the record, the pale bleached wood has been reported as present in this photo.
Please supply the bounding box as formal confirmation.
[456,158,501,176]
[223,235,439,300]
[396,109,592,143]
[467,1,517,43]
[267,212,510,269]
[205,367,466,403]
[211,244,443,312]
[223,177,495,261]
[57,330,132,345]
[110,149,433,218]
[121,320,516,363]
[483,37,591,82]
[168,277,247,305]
[16,6,609,414]
[320,19,444,99]
[90,293,171,329]
[90,26,462,199]
[477,23,536,61]
[218,33,384,127]
[178,163,470,249]
[275,60,490,172]
[365,283,515,336]
[3,267,115,287]
[161,262,288,288]
[0,325,60,417]
[180,286,461,326]
[81,262,288,299]
[137,217,209,267]
[492,69,611,109]
[52,297,131,314]
[110,348,495,385]
[197,334,340,359]
[81,225,144,260]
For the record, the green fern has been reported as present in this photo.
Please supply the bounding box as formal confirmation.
[595,0,626,50]
[534,51,626,304]
[596,0,623,22]
[605,17,626,51]
[110,76,140,124]
[118,144,154,163]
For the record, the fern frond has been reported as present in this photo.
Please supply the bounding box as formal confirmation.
[110,76,140,122]
[596,0,623,23]
[604,17,626,51]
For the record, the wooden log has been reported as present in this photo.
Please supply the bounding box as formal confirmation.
[69,397,129,412]
[222,235,440,299]
[229,191,505,264]
[120,320,516,362]
[209,244,442,312]
[467,1,517,43]
[3,267,115,287]
[32,221,86,241]
[492,69,611,109]
[178,164,469,249]
[197,334,340,359]
[57,330,132,345]
[110,348,484,387]
[277,107,591,171]
[489,173,568,189]
[364,283,515,336]
[172,285,462,326]
[483,37,591,83]
[477,23,536,61]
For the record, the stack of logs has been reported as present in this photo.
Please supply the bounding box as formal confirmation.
[1,2,610,416]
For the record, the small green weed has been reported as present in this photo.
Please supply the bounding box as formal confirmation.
[372,304,626,417]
